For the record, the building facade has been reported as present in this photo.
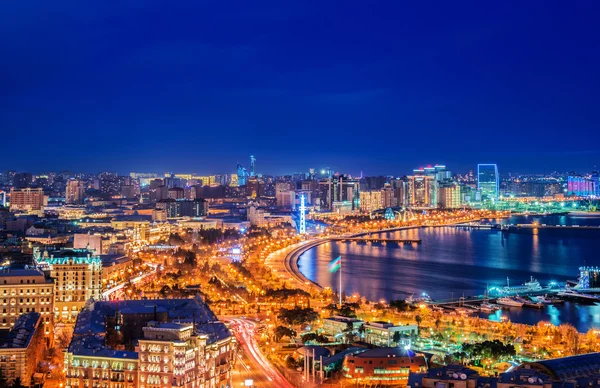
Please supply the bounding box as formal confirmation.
[478,164,499,202]
[9,187,46,212]
[0,312,46,386]
[0,268,54,331]
[66,179,85,205]
[34,248,102,321]
[64,298,235,388]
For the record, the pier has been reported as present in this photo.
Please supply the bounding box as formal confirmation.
[505,224,600,230]
[330,237,422,244]
[451,223,500,229]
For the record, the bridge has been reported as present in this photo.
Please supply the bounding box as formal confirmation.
[330,237,422,244]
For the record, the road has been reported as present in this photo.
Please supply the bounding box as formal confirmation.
[227,318,295,388]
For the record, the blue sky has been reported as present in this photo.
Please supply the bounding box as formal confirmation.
[1,1,599,175]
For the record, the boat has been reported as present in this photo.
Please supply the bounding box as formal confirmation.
[480,302,500,312]
[557,290,600,304]
[497,297,524,307]
[480,287,500,312]
[500,276,543,294]
[515,296,544,309]
[533,295,553,304]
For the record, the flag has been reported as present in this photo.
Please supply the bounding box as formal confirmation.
[328,256,341,273]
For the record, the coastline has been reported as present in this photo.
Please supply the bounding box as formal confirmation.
[282,219,480,294]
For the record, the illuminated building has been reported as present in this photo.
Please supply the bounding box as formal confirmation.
[250,155,256,176]
[577,267,600,289]
[237,164,247,186]
[34,248,102,321]
[438,183,462,208]
[276,189,296,209]
[406,170,436,207]
[167,187,184,200]
[156,199,208,218]
[567,174,597,196]
[359,190,383,212]
[364,322,418,347]
[66,179,85,205]
[381,185,396,208]
[343,348,427,385]
[229,174,239,187]
[246,177,262,198]
[64,297,235,388]
[9,187,46,212]
[0,312,46,387]
[319,174,360,211]
[477,164,499,201]
[0,268,54,330]
[0,190,7,207]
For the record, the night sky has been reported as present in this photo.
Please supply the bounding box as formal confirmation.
[2,1,599,175]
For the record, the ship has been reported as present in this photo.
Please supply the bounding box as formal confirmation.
[497,297,524,307]
[499,276,543,294]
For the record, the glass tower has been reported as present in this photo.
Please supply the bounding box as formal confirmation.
[477,164,499,201]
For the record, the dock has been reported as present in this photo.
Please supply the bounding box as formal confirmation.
[330,237,422,244]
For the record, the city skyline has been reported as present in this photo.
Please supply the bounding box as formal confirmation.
[2,2,600,174]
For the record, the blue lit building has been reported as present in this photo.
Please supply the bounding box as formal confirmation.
[477,164,499,202]
[237,163,247,186]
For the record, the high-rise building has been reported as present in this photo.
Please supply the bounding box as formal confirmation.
[477,164,499,201]
[381,185,396,208]
[319,174,360,211]
[65,179,85,204]
[9,187,46,212]
[406,170,436,207]
[359,190,383,212]
[237,164,247,186]
[438,183,462,208]
[250,155,256,177]
[568,173,597,197]
[167,187,185,200]
[34,248,102,322]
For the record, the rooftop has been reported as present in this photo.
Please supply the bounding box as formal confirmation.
[69,297,231,359]
[0,312,41,349]
[520,352,600,380]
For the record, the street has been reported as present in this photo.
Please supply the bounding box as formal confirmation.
[227,318,295,388]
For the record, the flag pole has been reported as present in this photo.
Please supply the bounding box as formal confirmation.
[339,256,342,306]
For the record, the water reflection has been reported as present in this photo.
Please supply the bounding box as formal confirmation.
[297,216,600,332]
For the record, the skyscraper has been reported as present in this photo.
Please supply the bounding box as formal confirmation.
[477,164,499,201]
[237,164,247,186]
[65,179,85,204]
[250,155,256,177]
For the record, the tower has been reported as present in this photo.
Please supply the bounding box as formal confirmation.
[250,155,256,177]
[299,194,306,234]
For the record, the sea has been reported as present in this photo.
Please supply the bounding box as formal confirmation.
[297,214,600,332]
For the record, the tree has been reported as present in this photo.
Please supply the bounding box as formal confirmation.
[10,378,24,388]
[301,333,329,344]
[392,331,402,345]
[274,326,296,342]
[0,369,8,388]
[278,307,318,327]
[415,315,422,331]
